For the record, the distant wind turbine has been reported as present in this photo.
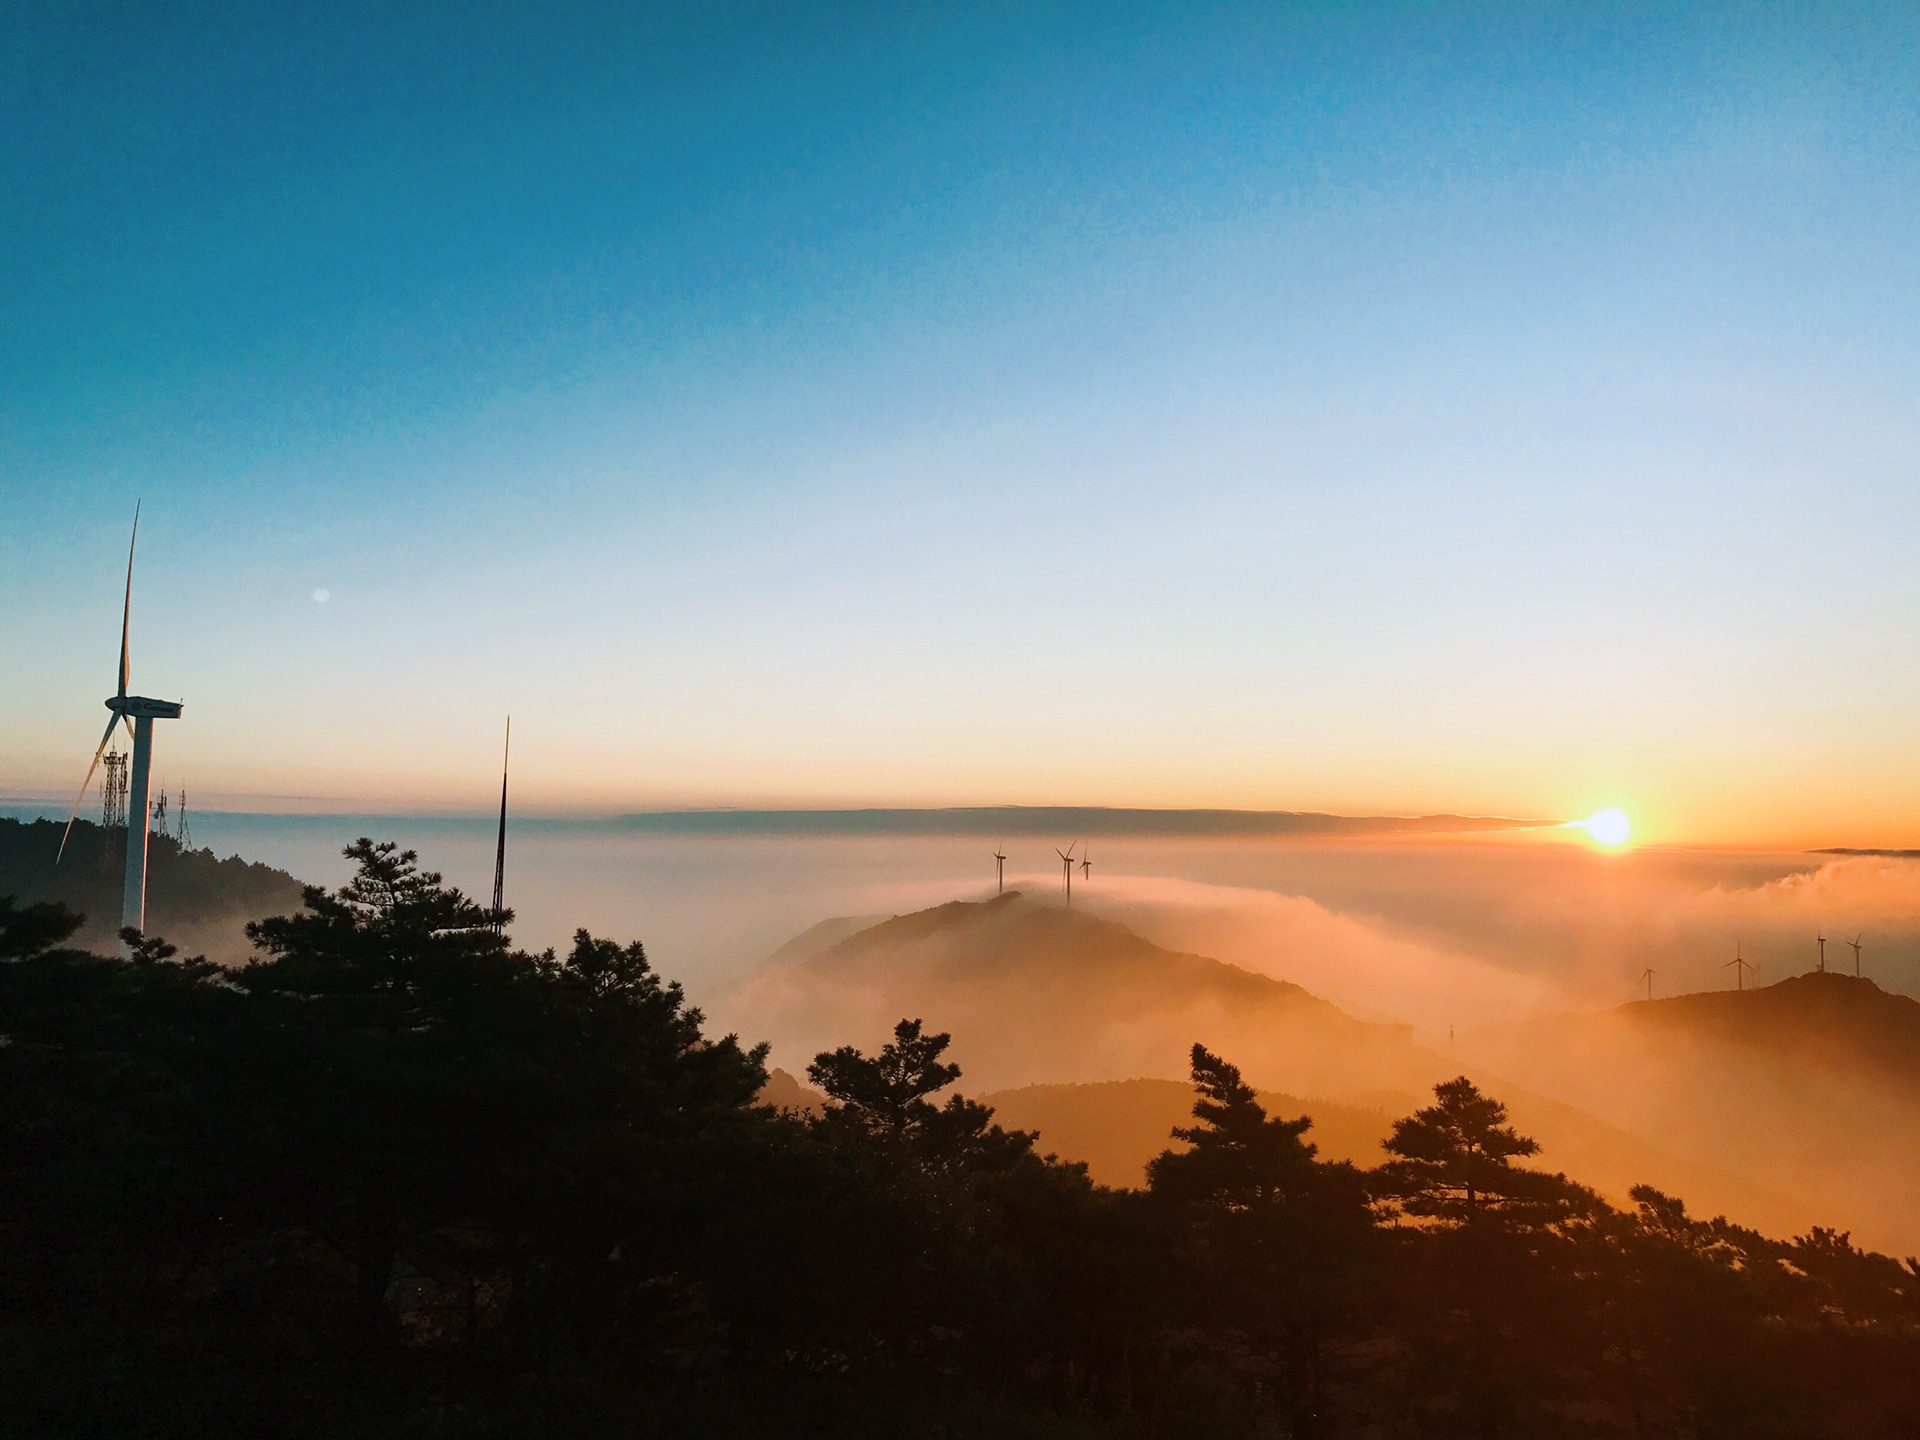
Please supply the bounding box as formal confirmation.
[1080,850,1092,881]
[490,717,510,937]
[993,848,1007,894]
[1846,934,1863,977]
[1816,933,1827,973]
[1056,844,1077,906]
[1724,942,1756,992]
[1640,965,1656,1002]
[57,503,183,940]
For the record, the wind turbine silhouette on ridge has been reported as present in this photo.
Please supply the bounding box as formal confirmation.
[1846,934,1862,977]
[1724,942,1756,992]
[993,848,1006,894]
[1816,933,1827,973]
[57,503,184,939]
[1056,843,1076,906]
[1639,965,1655,1002]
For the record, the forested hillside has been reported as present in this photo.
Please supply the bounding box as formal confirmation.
[0,817,304,963]
[3,839,1917,1439]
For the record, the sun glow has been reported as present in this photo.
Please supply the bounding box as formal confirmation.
[1570,808,1632,847]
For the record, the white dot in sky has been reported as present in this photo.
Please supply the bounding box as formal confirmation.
[312,588,331,603]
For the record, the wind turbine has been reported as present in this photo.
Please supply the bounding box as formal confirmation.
[57,504,184,938]
[1056,843,1076,906]
[1816,933,1827,973]
[1724,942,1756,992]
[993,848,1006,894]
[1080,850,1092,882]
[1640,965,1655,1002]
[1846,934,1862,977]
[490,718,510,937]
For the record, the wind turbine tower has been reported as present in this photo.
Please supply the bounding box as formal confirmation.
[1724,943,1756,992]
[58,505,184,938]
[1846,935,1862,977]
[1640,965,1655,1002]
[491,718,510,936]
[1080,851,1092,882]
[993,848,1006,894]
[1816,933,1827,973]
[1056,844,1076,906]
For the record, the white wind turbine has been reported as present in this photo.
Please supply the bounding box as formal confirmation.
[57,504,184,937]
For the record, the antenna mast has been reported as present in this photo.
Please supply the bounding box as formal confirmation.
[490,717,510,936]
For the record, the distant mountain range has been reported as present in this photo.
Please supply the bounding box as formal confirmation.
[604,806,1546,836]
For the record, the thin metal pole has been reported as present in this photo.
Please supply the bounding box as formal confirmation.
[491,718,510,935]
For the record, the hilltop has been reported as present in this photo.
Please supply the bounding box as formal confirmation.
[0,817,305,964]
[1622,970,1920,1095]
[729,889,1436,1097]
[1467,971,1920,1254]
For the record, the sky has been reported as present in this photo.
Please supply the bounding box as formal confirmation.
[5,2,1920,844]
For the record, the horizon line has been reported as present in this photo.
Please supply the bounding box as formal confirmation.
[2,800,1554,837]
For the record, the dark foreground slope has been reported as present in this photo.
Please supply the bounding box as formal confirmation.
[0,817,303,963]
[5,844,1918,1440]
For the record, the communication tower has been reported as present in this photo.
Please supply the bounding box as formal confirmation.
[101,750,128,827]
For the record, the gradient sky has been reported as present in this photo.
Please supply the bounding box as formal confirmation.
[5,2,1919,842]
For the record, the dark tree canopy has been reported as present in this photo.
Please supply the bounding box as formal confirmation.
[1374,1074,1590,1226]
[809,1017,1036,1170]
[0,893,83,960]
[1147,1042,1318,1207]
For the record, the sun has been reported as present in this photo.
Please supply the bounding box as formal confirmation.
[1571,808,1632,847]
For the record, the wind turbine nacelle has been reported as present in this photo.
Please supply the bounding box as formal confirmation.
[110,695,184,719]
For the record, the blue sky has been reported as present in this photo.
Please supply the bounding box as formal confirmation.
[5,2,1919,839]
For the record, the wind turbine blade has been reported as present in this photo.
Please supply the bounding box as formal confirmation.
[57,713,123,863]
[118,501,139,699]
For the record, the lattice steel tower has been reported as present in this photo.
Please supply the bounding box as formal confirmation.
[101,750,128,828]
